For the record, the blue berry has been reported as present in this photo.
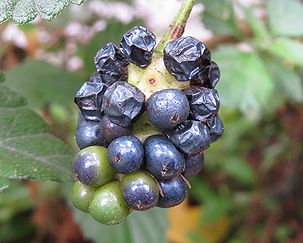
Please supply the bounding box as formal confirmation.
[183,86,220,121]
[158,176,187,208]
[164,36,211,81]
[120,25,156,67]
[94,43,129,85]
[166,120,211,156]
[108,136,144,173]
[74,82,107,121]
[183,152,204,178]
[89,71,103,83]
[207,115,224,143]
[121,171,159,211]
[73,146,115,187]
[102,81,145,127]
[75,113,106,149]
[144,135,185,180]
[100,115,133,146]
[146,89,190,130]
[207,61,220,88]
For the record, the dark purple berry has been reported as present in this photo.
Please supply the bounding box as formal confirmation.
[99,115,133,146]
[158,176,187,208]
[94,43,129,85]
[166,120,211,156]
[74,82,107,121]
[121,171,159,211]
[120,25,156,67]
[207,115,224,142]
[146,89,190,130]
[183,152,204,178]
[144,135,185,180]
[76,114,106,149]
[102,81,145,127]
[73,146,115,187]
[207,61,220,88]
[89,71,103,83]
[164,36,211,82]
[108,135,144,173]
[183,86,220,121]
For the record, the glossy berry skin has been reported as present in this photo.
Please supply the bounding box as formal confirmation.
[158,176,187,208]
[183,86,220,121]
[121,171,159,211]
[108,136,144,173]
[94,43,129,85]
[89,181,130,225]
[76,114,106,149]
[206,61,220,88]
[166,120,211,156]
[99,115,133,147]
[74,82,108,121]
[102,81,145,127]
[73,146,115,187]
[71,180,96,213]
[144,135,185,180]
[146,89,190,130]
[207,115,224,143]
[164,36,211,82]
[89,71,103,83]
[120,25,156,67]
[183,152,204,178]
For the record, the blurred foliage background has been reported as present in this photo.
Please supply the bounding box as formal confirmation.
[0,0,303,242]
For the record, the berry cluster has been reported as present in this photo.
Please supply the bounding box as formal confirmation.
[71,25,223,225]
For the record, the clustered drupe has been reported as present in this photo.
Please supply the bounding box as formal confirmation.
[71,25,223,225]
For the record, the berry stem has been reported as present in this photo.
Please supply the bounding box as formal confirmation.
[154,0,197,55]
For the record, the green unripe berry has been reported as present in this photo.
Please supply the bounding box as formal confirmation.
[89,181,130,225]
[73,146,115,187]
[71,180,96,213]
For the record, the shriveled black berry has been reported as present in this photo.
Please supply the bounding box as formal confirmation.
[76,113,106,149]
[144,135,185,180]
[158,176,187,208]
[207,61,220,88]
[121,171,159,211]
[99,115,133,146]
[164,36,211,82]
[120,25,156,67]
[102,81,145,127]
[146,89,190,130]
[183,152,204,178]
[108,135,144,173]
[166,120,211,156]
[74,82,108,121]
[94,43,129,85]
[207,115,224,142]
[183,86,220,121]
[89,71,103,83]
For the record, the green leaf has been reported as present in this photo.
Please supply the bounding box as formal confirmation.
[267,0,303,37]
[213,45,273,113]
[0,177,9,192]
[268,38,303,67]
[74,208,169,243]
[0,83,74,183]
[199,0,239,36]
[0,0,87,24]
[4,60,83,109]
[263,56,303,102]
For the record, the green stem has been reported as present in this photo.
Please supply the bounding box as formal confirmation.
[154,0,197,55]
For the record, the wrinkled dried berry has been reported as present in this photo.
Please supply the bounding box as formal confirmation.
[100,115,133,146]
[207,115,224,143]
[144,135,185,180]
[102,81,145,127]
[74,82,108,121]
[164,36,211,81]
[183,152,204,178]
[120,25,156,67]
[146,89,190,131]
[95,43,129,85]
[166,120,211,156]
[183,86,220,121]
[89,71,103,83]
[207,61,220,88]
